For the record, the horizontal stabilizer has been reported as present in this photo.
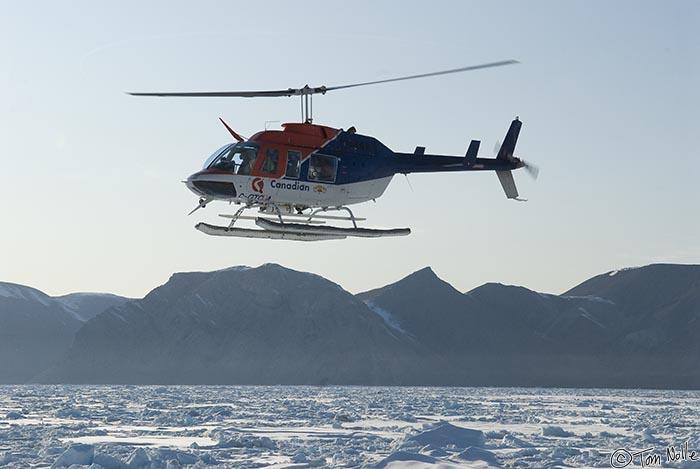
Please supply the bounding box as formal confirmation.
[496,170,519,199]
[464,140,480,167]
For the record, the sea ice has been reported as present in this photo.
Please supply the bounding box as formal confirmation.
[407,422,485,449]
[125,448,149,468]
[641,427,659,443]
[0,385,699,468]
[456,446,501,466]
[500,433,533,448]
[374,451,438,469]
[51,444,94,468]
[92,452,127,469]
[541,426,574,437]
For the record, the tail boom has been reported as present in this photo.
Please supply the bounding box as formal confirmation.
[393,117,528,200]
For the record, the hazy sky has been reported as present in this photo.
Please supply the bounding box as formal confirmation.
[1,1,698,298]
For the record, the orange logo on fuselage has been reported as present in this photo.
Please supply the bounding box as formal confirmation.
[252,178,264,193]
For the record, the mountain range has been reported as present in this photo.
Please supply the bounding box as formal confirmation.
[0,282,129,383]
[2,264,699,388]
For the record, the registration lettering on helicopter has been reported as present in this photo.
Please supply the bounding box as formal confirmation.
[238,193,272,202]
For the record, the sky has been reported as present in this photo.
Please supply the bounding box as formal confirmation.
[1,1,698,298]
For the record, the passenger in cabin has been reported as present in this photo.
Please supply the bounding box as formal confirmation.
[318,158,334,180]
[309,155,336,182]
[261,149,279,174]
[309,160,321,180]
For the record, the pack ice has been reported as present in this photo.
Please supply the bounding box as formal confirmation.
[2,385,700,468]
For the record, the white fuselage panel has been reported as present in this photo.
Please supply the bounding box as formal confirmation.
[188,173,394,207]
[235,175,394,206]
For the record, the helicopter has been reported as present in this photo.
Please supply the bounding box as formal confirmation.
[129,60,537,241]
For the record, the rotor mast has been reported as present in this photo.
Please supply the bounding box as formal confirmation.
[300,85,316,123]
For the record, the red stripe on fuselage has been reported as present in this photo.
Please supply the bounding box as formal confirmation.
[246,122,340,179]
[248,122,339,149]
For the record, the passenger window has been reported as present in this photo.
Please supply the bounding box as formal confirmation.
[261,148,280,175]
[308,154,338,183]
[286,150,302,179]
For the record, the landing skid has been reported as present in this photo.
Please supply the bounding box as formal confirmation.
[195,222,345,241]
[255,219,410,238]
[194,204,411,241]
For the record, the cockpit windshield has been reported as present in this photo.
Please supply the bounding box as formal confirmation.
[205,143,260,175]
[202,144,233,170]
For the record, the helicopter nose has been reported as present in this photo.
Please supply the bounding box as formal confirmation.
[184,173,202,196]
[185,171,237,198]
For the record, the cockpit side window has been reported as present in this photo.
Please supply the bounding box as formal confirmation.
[207,143,260,175]
[203,144,234,170]
[210,146,236,172]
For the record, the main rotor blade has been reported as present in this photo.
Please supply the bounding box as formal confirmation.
[127,60,518,99]
[323,60,519,92]
[127,89,303,98]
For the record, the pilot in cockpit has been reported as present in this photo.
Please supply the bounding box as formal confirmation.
[238,150,257,175]
[213,150,234,171]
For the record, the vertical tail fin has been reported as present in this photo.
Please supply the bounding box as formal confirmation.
[496,118,522,161]
[495,118,525,200]
[464,140,480,167]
